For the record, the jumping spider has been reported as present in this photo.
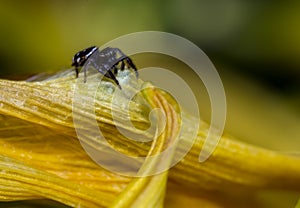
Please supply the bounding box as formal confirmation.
[72,46,138,89]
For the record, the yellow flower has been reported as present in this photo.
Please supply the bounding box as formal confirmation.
[0,70,299,207]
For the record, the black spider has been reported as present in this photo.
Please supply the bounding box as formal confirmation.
[71,46,138,89]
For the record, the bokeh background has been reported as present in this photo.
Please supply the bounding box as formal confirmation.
[0,1,299,207]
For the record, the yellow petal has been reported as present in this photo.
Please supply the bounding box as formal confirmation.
[0,70,299,207]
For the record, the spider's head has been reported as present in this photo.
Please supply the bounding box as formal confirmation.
[72,46,98,67]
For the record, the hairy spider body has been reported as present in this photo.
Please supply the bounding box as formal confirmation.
[72,46,138,89]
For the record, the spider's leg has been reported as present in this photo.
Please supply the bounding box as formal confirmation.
[103,69,112,78]
[107,70,121,90]
[98,63,121,89]
[120,61,125,70]
[113,65,118,74]
[117,56,138,78]
[75,66,79,78]
[114,55,138,79]
[114,48,138,78]
[124,57,138,78]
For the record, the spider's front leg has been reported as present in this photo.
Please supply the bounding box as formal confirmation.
[75,67,79,78]
[71,62,80,78]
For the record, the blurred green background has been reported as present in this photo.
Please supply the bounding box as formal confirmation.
[0,1,299,206]
[1,0,299,148]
